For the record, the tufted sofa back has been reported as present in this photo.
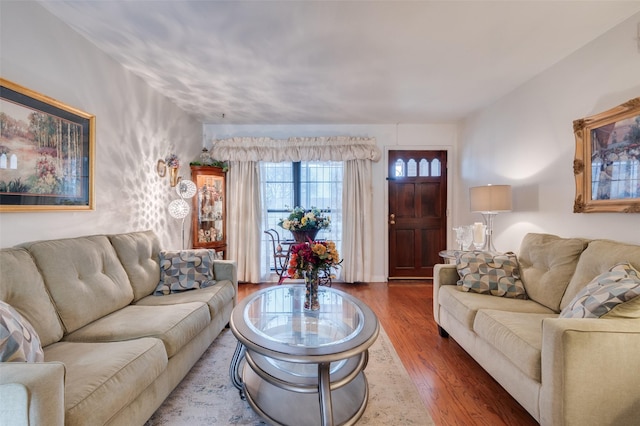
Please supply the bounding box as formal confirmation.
[0,248,64,346]
[560,239,640,310]
[518,233,589,313]
[21,235,134,334]
[109,230,162,302]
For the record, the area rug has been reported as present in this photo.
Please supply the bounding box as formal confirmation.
[145,326,433,425]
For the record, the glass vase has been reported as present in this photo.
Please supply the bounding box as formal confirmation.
[304,270,320,311]
[292,229,320,243]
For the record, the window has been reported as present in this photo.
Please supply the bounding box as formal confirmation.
[261,161,343,278]
[393,157,441,177]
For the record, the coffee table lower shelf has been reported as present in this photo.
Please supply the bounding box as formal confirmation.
[242,364,369,426]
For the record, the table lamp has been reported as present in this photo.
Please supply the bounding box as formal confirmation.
[469,184,512,252]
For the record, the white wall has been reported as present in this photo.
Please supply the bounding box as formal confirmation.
[5,3,634,273]
[457,12,640,251]
[0,2,202,249]
[204,123,458,282]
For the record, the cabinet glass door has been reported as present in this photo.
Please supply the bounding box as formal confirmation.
[191,166,226,257]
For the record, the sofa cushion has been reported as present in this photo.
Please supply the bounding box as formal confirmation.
[109,230,162,301]
[44,338,166,426]
[0,300,44,362]
[23,235,134,333]
[518,233,588,312]
[560,263,640,319]
[561,239,640,310]
[438,285,555,330]
[137,279,235,321]
[63,302,210,358]
[155,249,217,295]
[456,251,527,299]
[0,248,64,346]
[473,310,556,382]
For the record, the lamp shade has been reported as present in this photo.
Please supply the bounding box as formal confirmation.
[176,179,197,199]
[168,198,191,219]
[469,185,512,213]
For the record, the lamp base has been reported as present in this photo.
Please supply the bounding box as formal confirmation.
[481,213,497,252]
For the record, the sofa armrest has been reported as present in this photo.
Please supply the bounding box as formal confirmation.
[433,264,458,325]
[540,318,640,426]
[213,260,238,305]
[0,362,66,426]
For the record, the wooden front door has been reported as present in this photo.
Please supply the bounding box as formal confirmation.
[388,150,447,279]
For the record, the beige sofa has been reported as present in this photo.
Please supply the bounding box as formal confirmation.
[0,230,237,426]
[433,233,640,426]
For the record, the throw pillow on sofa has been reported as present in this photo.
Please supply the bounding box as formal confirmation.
[455,251,527,299]
[560,262,640,319]
[154,249,217,295]
[0,300,44,362]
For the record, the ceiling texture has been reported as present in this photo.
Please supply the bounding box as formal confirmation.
[39,1,640,125]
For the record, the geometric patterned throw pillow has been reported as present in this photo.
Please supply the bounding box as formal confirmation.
[559,262,640,319]
[0,300,45,362]
[455,251,527,299]
[154,249,217,295]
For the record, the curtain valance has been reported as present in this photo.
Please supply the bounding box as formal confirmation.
[209,136,381,162]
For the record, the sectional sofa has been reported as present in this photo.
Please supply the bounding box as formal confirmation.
[0,230,237,426]
[433,233,640,426]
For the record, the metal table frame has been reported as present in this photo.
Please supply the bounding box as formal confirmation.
[229,285,379,426]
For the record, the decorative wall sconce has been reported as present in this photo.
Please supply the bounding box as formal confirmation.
[157,154,181,186]
[156,159,166,177]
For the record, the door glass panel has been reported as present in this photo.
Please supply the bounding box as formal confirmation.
[407,159,417,177]
[394,159,405,177]
[431,159,441,177]
[419,159,429,176]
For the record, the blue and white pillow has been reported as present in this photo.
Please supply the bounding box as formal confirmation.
[0,300,44,362]
[456,251,527,299]
[560,263,640,319]
[154,249,217,295]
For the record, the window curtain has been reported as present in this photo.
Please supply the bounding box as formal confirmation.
[210,136,381,162]
[226,161,262,282]
[341,159,374,282]
[210,136,381,283]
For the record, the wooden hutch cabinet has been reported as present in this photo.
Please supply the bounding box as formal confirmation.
[190,165,226,258]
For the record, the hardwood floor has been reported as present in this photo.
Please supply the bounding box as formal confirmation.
[238,281,538,426]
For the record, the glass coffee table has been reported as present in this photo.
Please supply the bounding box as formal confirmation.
[229,285,379,426]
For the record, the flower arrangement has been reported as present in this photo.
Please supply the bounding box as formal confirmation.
[277,206,331,231]
[165,154,180,168]
[287,240,342,280]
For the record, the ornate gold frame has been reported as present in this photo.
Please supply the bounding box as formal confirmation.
[0,78,95,212]
[573,97,640,213]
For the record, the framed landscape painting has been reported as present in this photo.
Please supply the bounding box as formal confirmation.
[0,78,95,212]
[573,97,640,213]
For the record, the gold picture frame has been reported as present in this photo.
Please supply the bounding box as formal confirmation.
[0,78,95,212]
[573,97,640,213]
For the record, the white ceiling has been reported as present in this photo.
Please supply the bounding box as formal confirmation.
[39,1,640,125]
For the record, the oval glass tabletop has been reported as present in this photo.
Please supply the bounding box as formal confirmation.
[231,285,378,361]
[245,285,363,348]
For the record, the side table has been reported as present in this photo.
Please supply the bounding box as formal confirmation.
[438,250,464,263]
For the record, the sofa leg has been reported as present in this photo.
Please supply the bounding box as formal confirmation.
[437,325,449,338]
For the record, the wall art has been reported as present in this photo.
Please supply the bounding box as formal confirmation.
[0,78,95,211]
[573,97,640,213]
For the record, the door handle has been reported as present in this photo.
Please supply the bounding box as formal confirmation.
[389,213,395,225]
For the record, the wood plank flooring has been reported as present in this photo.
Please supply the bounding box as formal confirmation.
[238,281,538,426]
